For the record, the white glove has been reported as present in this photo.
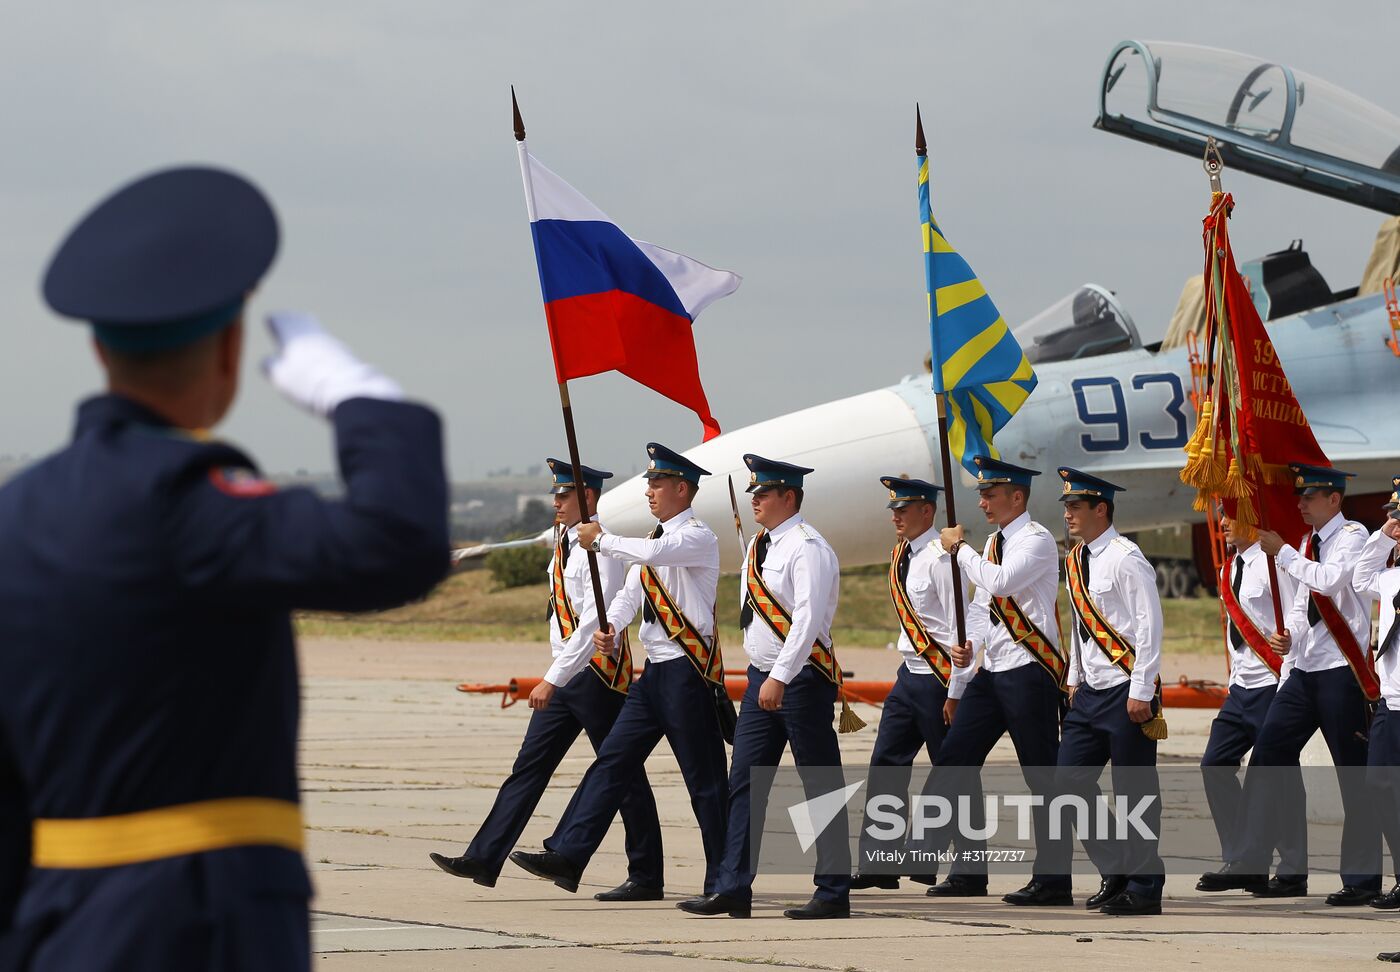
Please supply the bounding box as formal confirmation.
[262,311,404,418]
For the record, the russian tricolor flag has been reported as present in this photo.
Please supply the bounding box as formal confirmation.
[520,151,740,441]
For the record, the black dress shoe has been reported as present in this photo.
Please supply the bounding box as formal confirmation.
[1327,885,1380,907]
[1100,889,1161,916]
[676,893,751,918]
[925,874,988,898]
[783,896,851,920]
[1196,862,1267,894]
[849,874,900,890]
[1002,880,1073,907]
[1086,875,1129,910]
[508,850,582,893]
[1378,951,1400,963]
[427,852,498,888]
[1252,875,1308,898]
[1370,884,1400,910]
[594,880,663,902]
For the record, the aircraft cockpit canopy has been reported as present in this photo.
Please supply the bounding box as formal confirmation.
[1018,285,1143,365]
[1096,40,1400,214]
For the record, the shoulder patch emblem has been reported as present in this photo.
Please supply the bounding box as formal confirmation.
[209,467,277,499]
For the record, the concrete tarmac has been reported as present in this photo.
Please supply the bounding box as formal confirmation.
[300,638,1397,970]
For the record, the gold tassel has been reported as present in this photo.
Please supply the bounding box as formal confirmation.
[1140,715,1169,741]
[1222,457,1247,498]
[1192,489,1215,513]
[837,693,866,734]
[1179,400,1213,487]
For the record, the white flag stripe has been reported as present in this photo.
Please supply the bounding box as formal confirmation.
[633,241,742,321]
[526,153,610,223]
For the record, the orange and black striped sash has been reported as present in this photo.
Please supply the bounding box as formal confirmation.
[639,564,724,686]
[745,532,842,686]
[888,539,953,686]
[985,533,1067,689]
[551,534,632,695]
[1065,542,1134,675]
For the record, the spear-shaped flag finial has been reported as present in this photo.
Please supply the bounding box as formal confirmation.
[512,85,526,142]
[915,103,927,158]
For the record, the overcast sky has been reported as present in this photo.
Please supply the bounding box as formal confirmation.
[1,1,1395,479]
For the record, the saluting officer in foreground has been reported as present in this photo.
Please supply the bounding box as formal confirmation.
[1352,477,1400,915]
[920,457,1067,905]
[1242,464,1381,904]
[429,459,663,900]
[0,168,450,969]
[850,477,978,896]
[1053,469,1165,916]
[1197,510,1301,895]
[683,455,852,920]
[510,444,729,903]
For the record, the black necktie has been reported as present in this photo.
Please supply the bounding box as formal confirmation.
[740,531,771,629]
[990,532,1005,628]
[1306,533,1322,628]
[641,523,664,625]
[1076,545,1093,642]
[1229,555,1246,651]
[1380,588,1400,660]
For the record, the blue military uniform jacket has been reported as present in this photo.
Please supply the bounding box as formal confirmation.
[0,394,449,946]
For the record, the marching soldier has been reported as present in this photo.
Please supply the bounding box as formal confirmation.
[850,477,979,896]
[1054,468,1165,916]
[1197,510,1302,894]
[923,456,1068,906]
[681,454,853,920]
[1241,463,1381,903]
[510,444,729,902]
[429,459,663,900]
[0,167,450,969]
[1353,477,1400,914]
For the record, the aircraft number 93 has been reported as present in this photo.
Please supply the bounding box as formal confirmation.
[1071,373,1190,453]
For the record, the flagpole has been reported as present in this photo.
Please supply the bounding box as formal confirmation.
[514,87,610,629]
[917,106,968,647]
[1204,139,1286,635]
[727,475,749,567]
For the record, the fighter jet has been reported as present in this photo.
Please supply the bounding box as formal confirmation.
[594,40,1400,583]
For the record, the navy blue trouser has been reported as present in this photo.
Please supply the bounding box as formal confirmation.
[856,665,977,883]
[1200,682,1304,870]
[4,847,308,971]
[1051,681,1165,899]
[914,665,1063,885]
[466,668,663,887]
[1237,667,1381,888]
[547,657,728,892]
[716,665,851,904]
[1367,701,1400,882]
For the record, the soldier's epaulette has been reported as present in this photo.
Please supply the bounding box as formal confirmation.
[1343,522,1364,533]
[686,517,702,529]
[1024,521,1049,536]
[1111,536,1139,552]
[797,524,817,541]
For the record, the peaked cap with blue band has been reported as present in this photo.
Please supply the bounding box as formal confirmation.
[642,442,709,484]
[545,457,613,494]
[42,166,279,353]
[1289,462,1354,495]
[880,476,943,509]
[1057,467,1125,503]
[971,454,1040,490]
[744,454,813,493]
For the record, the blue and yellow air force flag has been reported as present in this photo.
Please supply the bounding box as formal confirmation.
[920,154,1037,477]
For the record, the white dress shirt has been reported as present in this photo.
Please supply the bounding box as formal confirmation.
[741,514,840,684]
[1222,542,1297,690]
[543,517,627,687]
[600,506,720,664]
[953,512,1062,700]
[1275,512,1369,673]
[894,525,979,698]
[1353,528,1400,710]
[1065,527,1162,703]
